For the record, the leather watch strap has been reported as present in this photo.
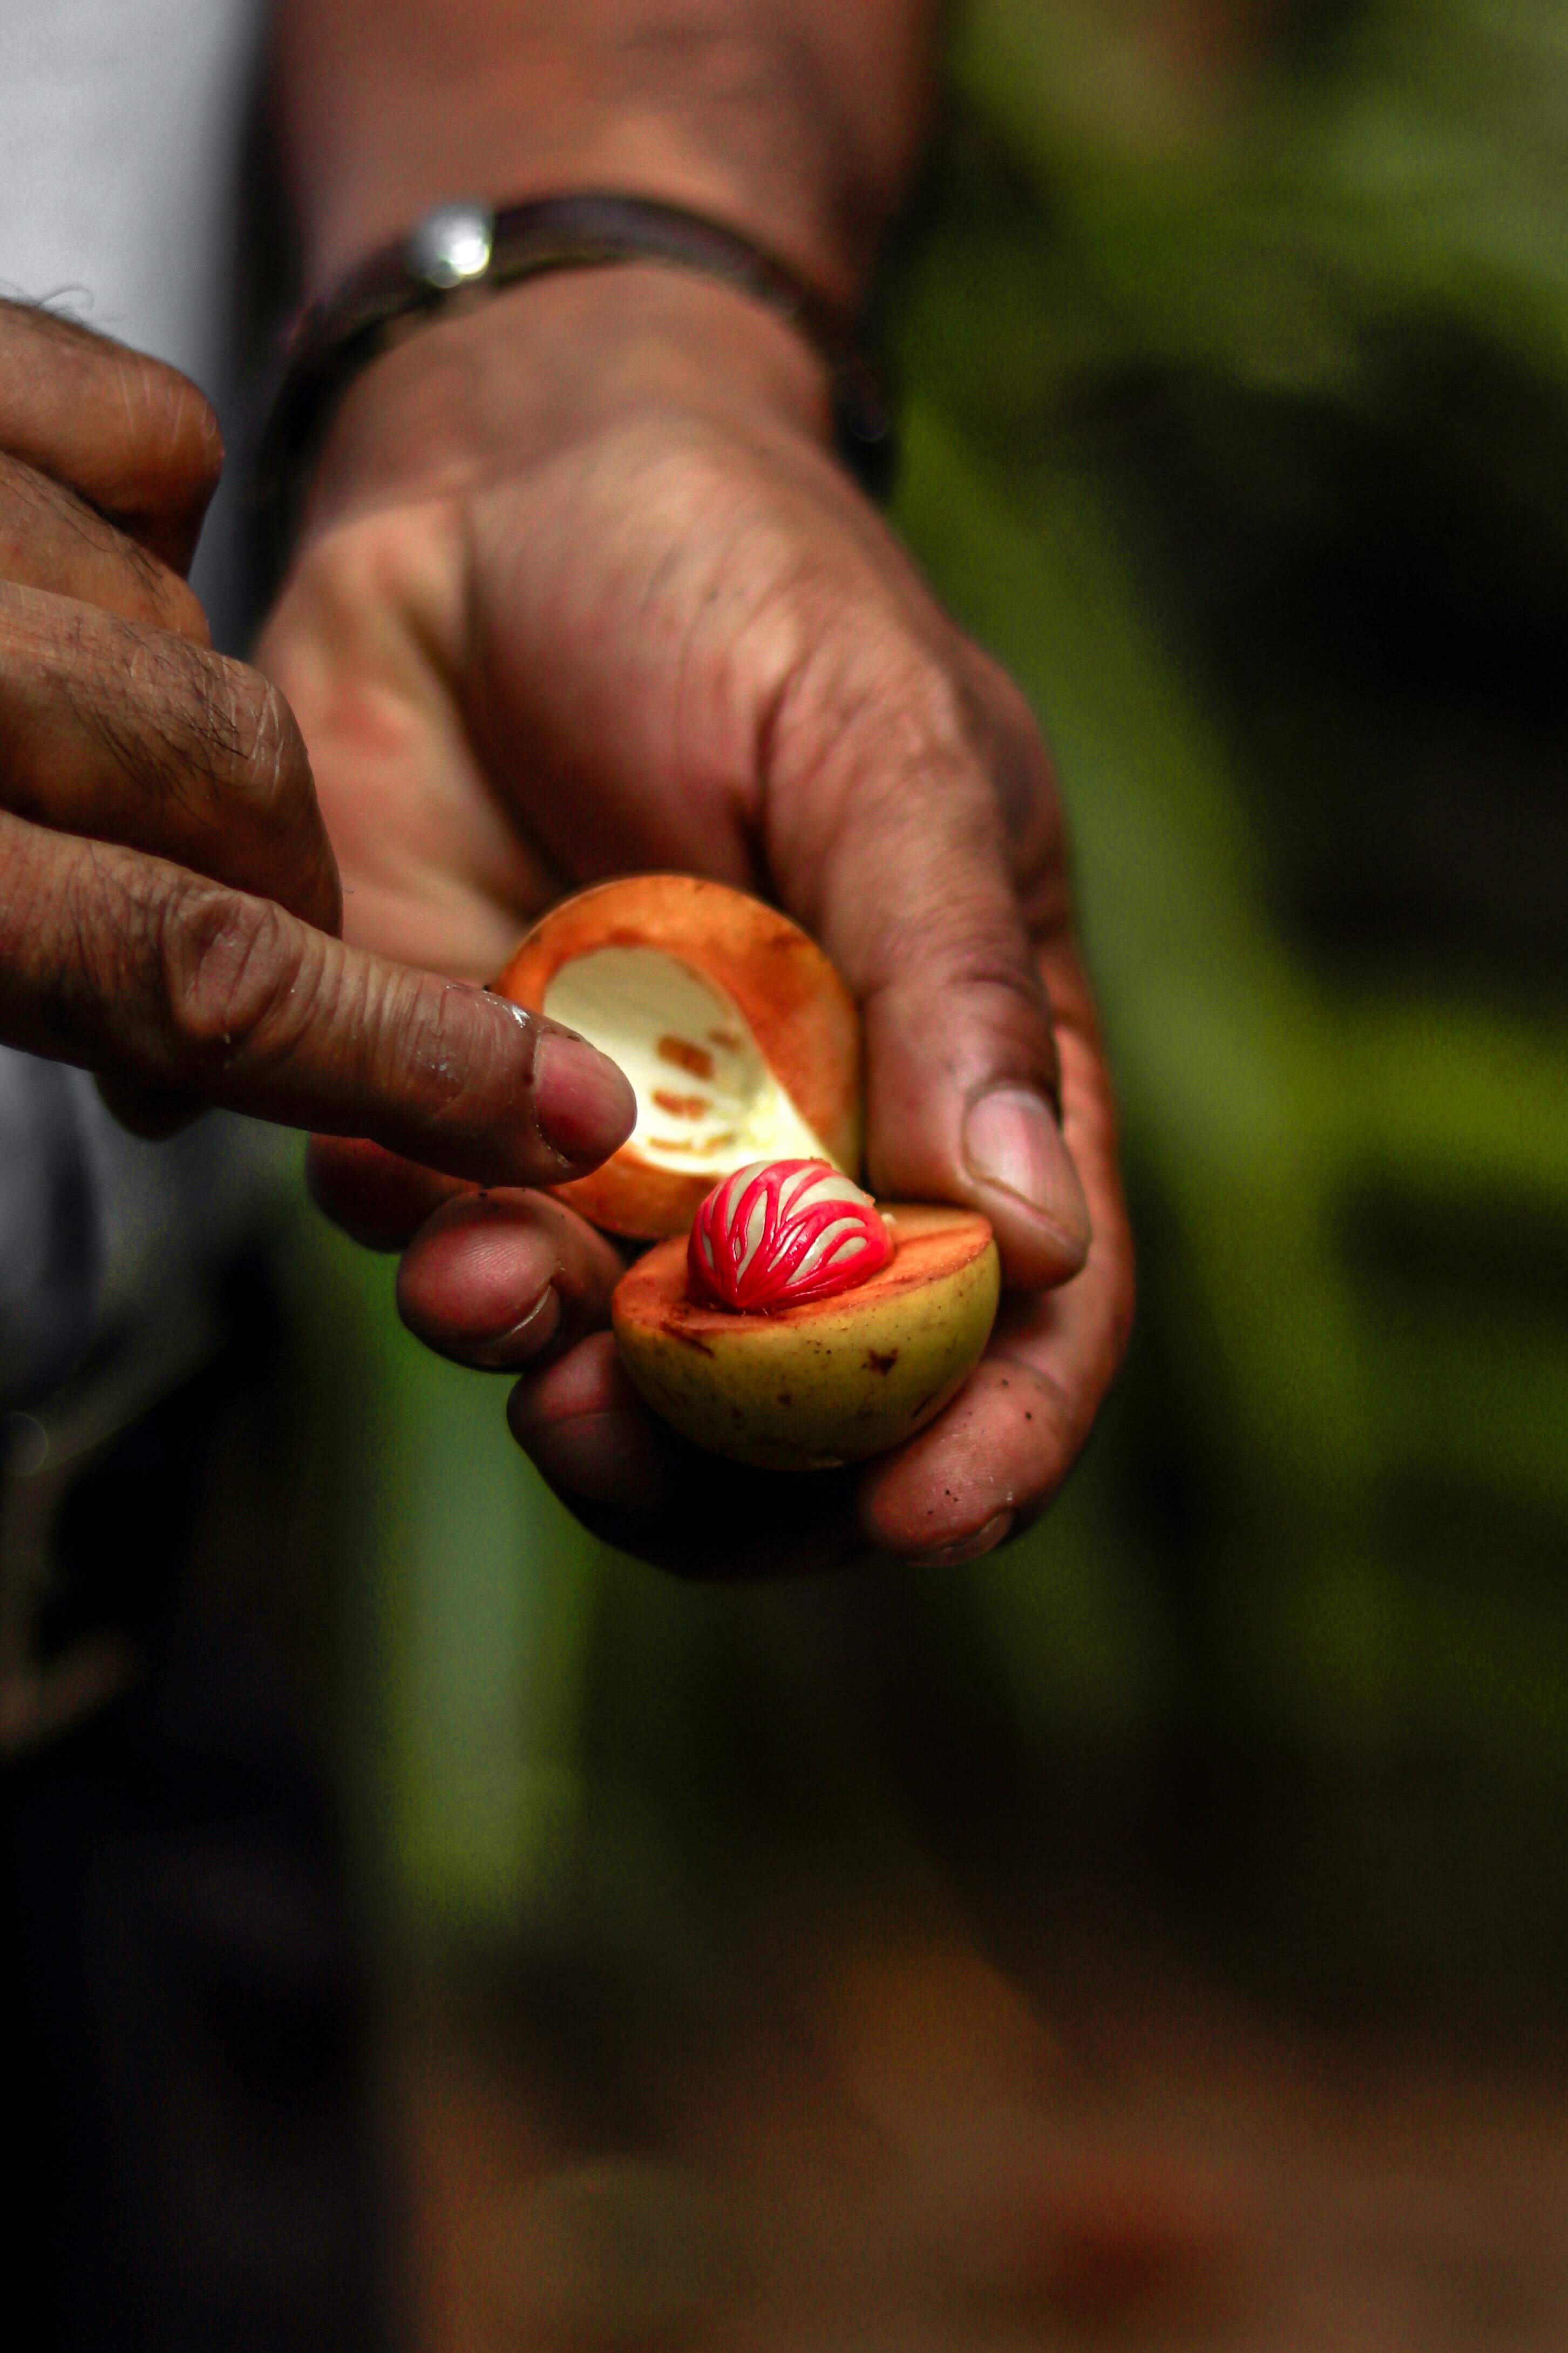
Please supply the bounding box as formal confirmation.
[255,191,898,571]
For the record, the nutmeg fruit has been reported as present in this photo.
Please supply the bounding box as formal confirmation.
[494,875,860,1241]
[494,878,1001,1470]
[614,1200,1001,1471]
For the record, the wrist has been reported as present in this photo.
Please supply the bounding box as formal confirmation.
[298,261,837,537]
[275,5,938,312]
[300,130,866,319]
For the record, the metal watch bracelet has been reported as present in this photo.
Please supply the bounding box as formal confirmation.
[254,191,898,570]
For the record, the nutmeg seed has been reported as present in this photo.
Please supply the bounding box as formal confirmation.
[688,1160,893,1314]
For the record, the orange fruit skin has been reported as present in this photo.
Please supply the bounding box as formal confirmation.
[494,875,862,1239]
[612,1205,1000,1471]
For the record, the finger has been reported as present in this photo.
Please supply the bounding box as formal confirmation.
[507,1334,867,1579]
[0,812,636,1185]
[765,620,1091,1290]
[856,944,1135,1561]
[306,1135,475,1250]
[94,1069,203,1140]
[0,450,209,640]
[0,300,222,572]
[396,1188,625,1369]
[0,579,340,934]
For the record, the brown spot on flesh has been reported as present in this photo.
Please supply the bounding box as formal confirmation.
[707,1029,742,1051]
[651,1090,710,1119]
[657,1035,714,1080]
[667,1326,716,1356]
[863,1348,899,1375]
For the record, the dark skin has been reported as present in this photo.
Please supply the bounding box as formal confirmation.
[268,0,1135,1572]
[0,299,635,1184]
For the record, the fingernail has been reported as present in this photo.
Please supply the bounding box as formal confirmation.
[532,1030,636,1166]
[899,1511,1016,1570]
[465,1285,560,1369]
[963,1084,1089,1246]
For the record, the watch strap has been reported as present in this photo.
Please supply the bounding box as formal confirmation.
[255,191,898,569]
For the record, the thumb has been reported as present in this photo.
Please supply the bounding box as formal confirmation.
[770,637,1089,1289]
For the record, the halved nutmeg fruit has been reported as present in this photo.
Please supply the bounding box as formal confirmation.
[494,875,861,1241]
[494,878,1000,1469]
[616,1192,1000,1472]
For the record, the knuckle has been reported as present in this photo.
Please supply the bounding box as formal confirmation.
[793,612,970,766]
[114,346,223,499]
[249,675,312,799]
[156,876,313,1068]
[213,664,311,812]
[148,567,212,647]
[163,374,225,497]
[164,653,312,826]
[214,666,338,926]
[112,529,210,644]
[778,611,1068,1015]
[0,452,212,641]
[920,923,1054,1032]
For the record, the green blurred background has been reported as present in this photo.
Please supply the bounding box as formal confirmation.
[281,0,1568,2040]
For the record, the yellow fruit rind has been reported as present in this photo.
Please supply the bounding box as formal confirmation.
[611,1205,1000,1471]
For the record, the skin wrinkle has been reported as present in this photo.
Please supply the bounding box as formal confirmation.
[161,882,313,1066]
[428,984,545,1146]
[205,670,328,878]
[22,830,142,1054]
[54,835,111,1045]
[766,611,1072,1150]
[5,459,101,557]
[792,670,1067,1113]
[469,432,764,853]
[0,303,222,571]
[751,607,960,923]
[765,608,979,849]
[955,650,1064,869]
[985,1343,1082,1448]
[826,795,1028,997]
[0,486,204,640]
[661,515,805,850]
[0,583,337,931]
[61,625,229,812]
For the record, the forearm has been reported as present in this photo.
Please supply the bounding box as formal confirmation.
[271,0,941,305]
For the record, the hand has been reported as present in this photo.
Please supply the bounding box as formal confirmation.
[0,299,633,1187]
[270,268,1133,1570]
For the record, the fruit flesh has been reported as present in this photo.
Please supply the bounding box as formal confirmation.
[494,875,861,1239]
[542,946,834,1179]
[613,1205,1000,1471]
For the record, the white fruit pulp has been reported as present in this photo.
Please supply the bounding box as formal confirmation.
[542,946,837,1176]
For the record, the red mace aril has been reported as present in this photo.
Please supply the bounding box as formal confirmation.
[689,1159,894,1314]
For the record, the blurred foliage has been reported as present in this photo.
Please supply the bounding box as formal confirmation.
[290,0,1568,2016]
[884,0,1568,1771]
